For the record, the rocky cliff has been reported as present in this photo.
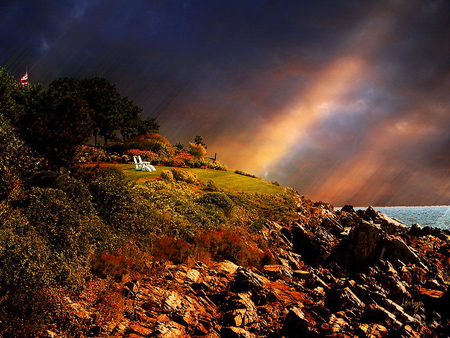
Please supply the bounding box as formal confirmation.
[50,197,450,338]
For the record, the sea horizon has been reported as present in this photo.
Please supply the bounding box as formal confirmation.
[335,205,450,230]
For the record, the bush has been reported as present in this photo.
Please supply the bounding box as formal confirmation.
[235,170,257,178]
[196,192,233,216]
[91,252,129,281]
[0,227,60,337]
[171,168,199,184]
[151,236,191,264]
[160,169,174,181]
[123,149,157,161]
[188,142,207,159]
[194,229,265,266]
[74,145,109,163]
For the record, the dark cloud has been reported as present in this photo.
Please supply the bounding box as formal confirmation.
[1,0,449,205]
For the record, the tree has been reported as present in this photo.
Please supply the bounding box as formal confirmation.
[118,96,142,140]
[189,142,207,160]
[137,116,160,135]
[174,142,185,152]
[194,135,207,148]
[0,113,35,201]
[16,78,95,168]
[0,67,28,124]
[82,78,122,145]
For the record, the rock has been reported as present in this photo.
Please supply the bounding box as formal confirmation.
[151,318,186,337]
[408,224,449,241]
[232,268,269,292]
[338,220,387,269]
[326,286,364,312]
[221,326,256,338]
[341,205,355,213]
[282,306,317,337]
[126,323,152,336]
[123,279,140,298]
[363,304,403,330]
[364,206,408,234]
[383,237,428,270]
[224,292,259,328]
[292,223,334,265]
[358,323,388,338]
[186,269,201,283]
[293,270,312,280]
[320,217,344,236]
[216,260,240,274]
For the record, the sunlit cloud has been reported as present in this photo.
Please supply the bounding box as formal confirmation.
[2,0,449,206]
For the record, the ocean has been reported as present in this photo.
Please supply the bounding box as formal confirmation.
[365,206,450,230]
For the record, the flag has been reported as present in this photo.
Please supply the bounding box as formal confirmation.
[20,72,29,86]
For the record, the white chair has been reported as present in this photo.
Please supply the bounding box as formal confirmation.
[133,156,143,170]
[138,155,156,171]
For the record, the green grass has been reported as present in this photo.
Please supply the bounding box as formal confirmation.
[115,163,285,194]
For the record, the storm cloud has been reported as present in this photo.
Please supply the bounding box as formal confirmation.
[2,0,450,206]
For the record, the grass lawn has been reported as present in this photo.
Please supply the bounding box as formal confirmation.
[114,163,286,195]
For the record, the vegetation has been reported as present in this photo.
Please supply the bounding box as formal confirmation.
[0,68,299,337]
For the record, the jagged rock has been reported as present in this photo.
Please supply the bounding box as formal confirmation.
[408,224,449,241]
[186,269,201,283]
[293,270,312,280]
[150,316,186,337]
[363,304,403,330]
[123,279,140,298]
[326,286,364,312]
[338,220,387,269]
[282,306,318,337]
[358,323,388,337]
[216,260,240,274]
[232,268,269,292]
[364,206,408,234]
[383,237,428,270]
[325,314,350,335]
[320,217,344,236]
[221,326,256,338]
[126,323,152,336]
[292,223,334,265]
[111,319,131,336]
[341,205,355,213]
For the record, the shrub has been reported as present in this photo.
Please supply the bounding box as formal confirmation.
[91,252,129,281]
[123,149,157,161]
[196,192,233,216]
[171,168,199,184]
[0,114,36,202]
[150,236,191,264]
[160,169,174,181]
[235,170,257,178]
[126,133,175,159]
[74,145,109,163]
[188,142,207,159]
[194,229,265,266]
[0,227,60,337]
[204,180,219,191]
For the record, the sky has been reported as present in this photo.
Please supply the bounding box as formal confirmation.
[1,0,450,206]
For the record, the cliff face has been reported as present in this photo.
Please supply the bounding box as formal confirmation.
[50,198,450,338]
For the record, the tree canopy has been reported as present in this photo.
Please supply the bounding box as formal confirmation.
[0,68,158,169]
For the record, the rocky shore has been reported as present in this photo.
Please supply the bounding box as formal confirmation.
[54,199,450,338]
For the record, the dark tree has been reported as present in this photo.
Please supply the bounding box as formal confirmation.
[82,78,122,145]
[137,116,160,135]
[174,142,185,152]
[118,96,142,140]
[16,78,94,168]
[194,135,207,148]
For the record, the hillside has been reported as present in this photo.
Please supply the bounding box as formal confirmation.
[1,70,449,337]
[3,161,450,337]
